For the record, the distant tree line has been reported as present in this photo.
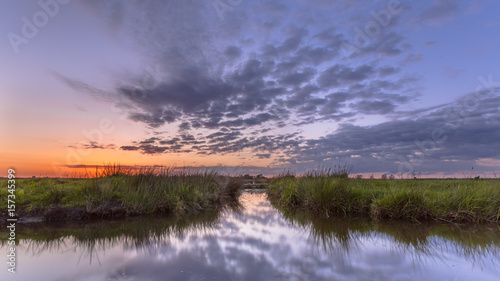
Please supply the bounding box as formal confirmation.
[242,174,266,179]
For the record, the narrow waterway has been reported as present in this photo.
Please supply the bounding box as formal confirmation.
[1,190,499,281]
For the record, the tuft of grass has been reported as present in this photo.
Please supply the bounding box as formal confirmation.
[269,171,366,217]
[371,190,430,220]
[304,164,353,179]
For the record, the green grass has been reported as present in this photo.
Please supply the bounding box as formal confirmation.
[268,172,500,223]
[0,166,244,219]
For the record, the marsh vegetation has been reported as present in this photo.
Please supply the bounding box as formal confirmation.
[1,165,499,224]
[268,169,500,224]
[0,166,244,222]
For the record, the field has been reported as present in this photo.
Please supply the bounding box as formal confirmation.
[0,166,243,222]
[268,172,500,224]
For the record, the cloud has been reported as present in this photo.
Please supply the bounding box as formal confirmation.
[418,0,459,25]
[224,46,243,59]
[401,53,422,65]
[82,80,500,177]
[123,131,303,157]
[255,153,271,159]
[139,137,161,144]
[377,66,401,77]
[120,144,171,154]
[61,1,420,135]
[344,31,405,59]
[317,64,376,88]
[120,146,140,151]
[353,100,396,115]
[67,0,500,175]
[279,67,317,86]
[120,88,499,176]
[68,141,116,150]
[285,90,500,174]
[422,41,437,47]
[476,158,500,167]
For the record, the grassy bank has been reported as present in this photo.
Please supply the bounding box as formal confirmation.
[0,166,243,222]
[268,172,500,224]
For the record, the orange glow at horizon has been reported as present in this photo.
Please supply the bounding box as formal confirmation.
[0,133,273,177]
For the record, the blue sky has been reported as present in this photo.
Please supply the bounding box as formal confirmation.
[1,0,499,177]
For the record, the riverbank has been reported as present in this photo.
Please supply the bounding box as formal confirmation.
[2,168,499,224]
[267,175,500,224]
[0,167,243,223]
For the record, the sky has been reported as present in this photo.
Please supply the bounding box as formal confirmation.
[1,0,499,178]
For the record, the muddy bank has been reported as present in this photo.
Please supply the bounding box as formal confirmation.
[0,201,157,224]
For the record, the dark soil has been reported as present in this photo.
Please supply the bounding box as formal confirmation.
[0,201,136,224]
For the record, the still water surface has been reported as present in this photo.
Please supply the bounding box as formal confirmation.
[1,190,499,281]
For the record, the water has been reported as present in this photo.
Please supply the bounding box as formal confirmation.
[1,190,499,281]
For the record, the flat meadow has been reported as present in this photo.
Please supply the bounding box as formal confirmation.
[1,165,499,224]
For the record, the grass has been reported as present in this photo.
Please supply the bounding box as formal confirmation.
[0,166,244,220]
[268,170,500,224]
[2,165,499,224]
